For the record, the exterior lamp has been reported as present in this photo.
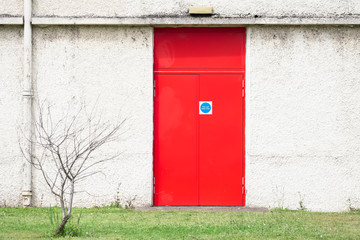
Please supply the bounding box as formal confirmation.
[189,6,213,15]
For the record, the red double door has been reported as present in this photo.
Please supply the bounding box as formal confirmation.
[154,28,246,206]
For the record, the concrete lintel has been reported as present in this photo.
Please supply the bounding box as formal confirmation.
[0,17,23,25]
[31,16,360,26]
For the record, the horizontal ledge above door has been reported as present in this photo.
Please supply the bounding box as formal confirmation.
[30,16,360,26]
[2,16,360,26]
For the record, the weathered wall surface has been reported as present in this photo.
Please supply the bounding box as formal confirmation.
[0,0,22,16]
[32,0,360,17]
[2,1,360,212]
[246,26,360,211]
[31,26,154,207]
[1,0,359,18]
[0,26,23,207]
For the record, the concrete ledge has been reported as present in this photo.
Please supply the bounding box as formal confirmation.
[1,16,359,26]
[31,16,360,26]
[0,17,23,25]
[137,206,269,212]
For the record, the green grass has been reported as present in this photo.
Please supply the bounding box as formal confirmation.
[0,207,360,239]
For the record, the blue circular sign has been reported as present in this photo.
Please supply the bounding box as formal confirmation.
[200,102,211,113]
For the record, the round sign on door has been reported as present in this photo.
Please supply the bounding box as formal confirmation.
[199,101,212,115]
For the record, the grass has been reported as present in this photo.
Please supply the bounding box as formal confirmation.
[0,207,360,239]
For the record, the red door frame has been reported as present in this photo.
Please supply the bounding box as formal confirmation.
[153,27,246,206]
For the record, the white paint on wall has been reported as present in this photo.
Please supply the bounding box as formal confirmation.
[1,19,360,211]
[0,26,24,207]
[30,26,154,207]
[246,26,360,211]
[32,0,360,18]
[0,0,23,16]
[0,0,359,18]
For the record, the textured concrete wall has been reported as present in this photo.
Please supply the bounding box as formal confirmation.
[1,2,360,211]
[0,0,22,16]
[30,26,153,207]
[1,0,359,18]
[32,0,360,17]
[246,26,360,211]
[0,26,23,207]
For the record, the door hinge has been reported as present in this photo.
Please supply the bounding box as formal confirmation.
[153,177,156,194]
[153,79,156,97]
[242,177,245,195]
[242,79,245,97]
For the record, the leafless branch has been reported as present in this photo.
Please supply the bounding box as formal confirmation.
[19,100,124,235]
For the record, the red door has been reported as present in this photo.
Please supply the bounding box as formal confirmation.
[154,28,246,206]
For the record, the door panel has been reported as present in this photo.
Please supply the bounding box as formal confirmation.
[154,74,199,205]
[199,74,244,205]
[154,28,246,71]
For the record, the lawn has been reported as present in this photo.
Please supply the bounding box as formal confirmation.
[0,207,359,239]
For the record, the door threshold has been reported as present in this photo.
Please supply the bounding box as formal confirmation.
[137,206,268,212]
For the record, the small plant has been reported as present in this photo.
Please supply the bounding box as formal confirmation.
[0,200,7,208]
[105,183,123,208]
[48,206,61,227]
[60,224,82,237]
[40,194,44,207]
[347,198,357,212]
[124,196,137,210]
[299,200,305,210]
[298,192,306,210]
[112,183,122,208]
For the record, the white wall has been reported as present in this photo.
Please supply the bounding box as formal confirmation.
[0,26,23,207]
[246,26,360,211]
[1,0,360,211]
[0,0,22,16]
[1,0,359,17]
[0,26,154,208]
[31,0,360,18]
[8,26,152,208]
